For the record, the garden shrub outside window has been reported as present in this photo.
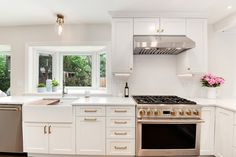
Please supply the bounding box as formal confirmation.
[0,53,10,93]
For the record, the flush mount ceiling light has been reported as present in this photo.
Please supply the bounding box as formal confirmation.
[227,5,232,10]
[56,14,64,36]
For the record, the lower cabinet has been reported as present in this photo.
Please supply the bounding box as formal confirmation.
[200,107,215,155]
[23,123,75,154]
[76,116,106,155]
[215,108,234,157]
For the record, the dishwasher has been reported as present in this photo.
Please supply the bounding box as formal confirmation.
[0,104,24,154]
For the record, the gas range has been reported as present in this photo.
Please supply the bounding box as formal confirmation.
[133,95,201,119]
[134,95,203,156]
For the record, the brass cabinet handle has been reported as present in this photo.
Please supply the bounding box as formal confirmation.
[48,125,52,134]
[156,29,160,33]
[84,109,97,112]
[114,121,127,124]
[44,125,47,134]
[114,109,127,113]
[114,146,127,150]
[160,29,164,32]
[114,132,127,135]
[84,118,97,121]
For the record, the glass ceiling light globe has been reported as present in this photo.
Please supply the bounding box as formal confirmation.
[58,25,63,36]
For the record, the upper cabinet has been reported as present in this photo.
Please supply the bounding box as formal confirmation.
[112,18,133,75]
[177,19,208,75]
[134,18,186,35]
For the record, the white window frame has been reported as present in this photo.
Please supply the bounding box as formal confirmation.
[25,42,111,94]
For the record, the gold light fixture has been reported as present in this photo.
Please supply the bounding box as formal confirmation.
[56,14,64,36]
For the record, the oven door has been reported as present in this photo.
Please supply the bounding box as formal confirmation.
[136,119,203,156]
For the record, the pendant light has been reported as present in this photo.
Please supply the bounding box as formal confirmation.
[56,14,64,36]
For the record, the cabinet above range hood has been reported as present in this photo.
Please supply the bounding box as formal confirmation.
[133,35,195,55]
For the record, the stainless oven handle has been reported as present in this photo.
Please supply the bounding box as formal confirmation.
[137,119,204,124]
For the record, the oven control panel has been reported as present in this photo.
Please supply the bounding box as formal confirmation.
[137,105,201,119]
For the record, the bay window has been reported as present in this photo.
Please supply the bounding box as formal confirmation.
[27,45,109,93]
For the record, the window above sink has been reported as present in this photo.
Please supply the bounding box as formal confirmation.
[26,44,111,95]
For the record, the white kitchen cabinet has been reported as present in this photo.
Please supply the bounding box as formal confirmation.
[160,18,186,35]
[23,123,48,153]
[215,108,234,157]
[134,18,186,35]
[76,117,106,155]
[200,107,215,155]
[177,19,208,75]
[134,18,160,35]
[23,123,75,154]
[112,18,133,74]
[49,123,75,154]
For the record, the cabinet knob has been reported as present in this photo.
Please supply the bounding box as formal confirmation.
[130,68,133,71]
[187,68,191,71]
[156,29,160,33]
[161,29,164,33]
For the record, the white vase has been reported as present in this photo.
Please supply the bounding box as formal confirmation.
[207,88,217,99]
[52,86,58,92]
[37,87,46,93]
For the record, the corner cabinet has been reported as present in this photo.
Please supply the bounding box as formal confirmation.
[215,108,234,157]
[111,18,133,75]
[176,19,208,75]
[200,107,215,155]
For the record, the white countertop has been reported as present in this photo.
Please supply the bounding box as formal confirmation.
[0,96,136,106]
[71,97,136,106]
[193,98,236,112]
[0,96,43,105]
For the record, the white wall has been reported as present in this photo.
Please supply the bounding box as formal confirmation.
[0,24,111,95]
[208,24,236,98]
[0,23,235,98]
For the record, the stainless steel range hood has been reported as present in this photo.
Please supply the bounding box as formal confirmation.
[133,35,195,55]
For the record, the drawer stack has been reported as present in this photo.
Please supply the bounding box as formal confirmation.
[106,106,135,155]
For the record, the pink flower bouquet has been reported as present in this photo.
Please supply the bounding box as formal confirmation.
[201,74,225,87]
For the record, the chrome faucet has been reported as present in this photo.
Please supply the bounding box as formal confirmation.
[62,71,68,97]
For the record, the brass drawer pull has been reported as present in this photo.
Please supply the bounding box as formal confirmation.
[114,110,127,113]
[114,121,127,124]
[44,125,47,134]
[84,109,97,112]
[84,118,97,121]
[114,146,127,150]
[48,125,52,134]
[114,132,127,135]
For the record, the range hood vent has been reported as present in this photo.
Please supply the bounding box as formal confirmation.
[134,35,195,55]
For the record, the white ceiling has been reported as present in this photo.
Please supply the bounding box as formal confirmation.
[0,0,236,26]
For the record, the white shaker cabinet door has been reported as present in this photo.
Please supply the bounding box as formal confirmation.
[134,18,160,35]
[200,107,215,155]
[23,123,49,154]
[112,18,133,74]
[48,123,75,154]
[215,108,234,157]
[76,117,106,155]
[160,18,186,35]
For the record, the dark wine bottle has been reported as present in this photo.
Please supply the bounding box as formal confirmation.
[124,82,129,97]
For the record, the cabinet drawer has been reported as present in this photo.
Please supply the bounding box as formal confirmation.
[76,106,105,116]
[106,117,135,128]
[107,128,135,139]
[106,139,135,155]
[106,106,135,117]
